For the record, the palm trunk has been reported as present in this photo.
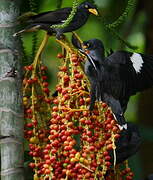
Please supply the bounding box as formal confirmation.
[0,0,24,179]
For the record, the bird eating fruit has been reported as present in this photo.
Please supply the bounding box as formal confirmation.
[72,35,153,129]
[13,1,99,39]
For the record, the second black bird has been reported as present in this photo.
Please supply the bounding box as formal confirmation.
[73,37,153,128]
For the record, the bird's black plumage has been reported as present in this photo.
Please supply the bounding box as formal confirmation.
[144,174,153,180]
[14,2,98,39]
[111,122,141,164]
[72,37,153,128]
[104,122,141,179]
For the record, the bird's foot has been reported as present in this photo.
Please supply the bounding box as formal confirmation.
[56,33,66,40]
[47,30,54,36]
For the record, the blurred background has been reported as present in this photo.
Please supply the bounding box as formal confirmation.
[20,0,153,179]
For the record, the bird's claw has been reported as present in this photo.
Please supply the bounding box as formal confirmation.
[56,33,66,40]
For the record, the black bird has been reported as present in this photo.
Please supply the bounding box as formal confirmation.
[144,174,153,180]
[104,122,141,179]
[72,36,153,128]
[111,122,141,164]
[104,122,141,178]
[13,1,98,39]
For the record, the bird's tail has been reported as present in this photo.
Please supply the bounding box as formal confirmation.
[13,25,41,37]
[113,113,127,130]
[13,29,26,37]
[17,12,37,23]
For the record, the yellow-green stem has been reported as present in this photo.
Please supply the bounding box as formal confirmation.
[32,33,50,77]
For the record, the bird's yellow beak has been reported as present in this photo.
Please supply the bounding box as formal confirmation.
[82,45,88,49]
[88,8,99,16]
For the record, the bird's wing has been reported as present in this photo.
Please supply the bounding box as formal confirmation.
[114,122,141,164]
[106,50,153,96]
[103,93,127,128]
[28,7,72,24]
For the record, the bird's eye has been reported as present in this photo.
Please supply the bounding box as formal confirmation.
[83,42,91,49]
[86,43,90,47]
[85,4,89,8]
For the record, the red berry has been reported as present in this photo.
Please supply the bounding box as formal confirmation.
[63,75,70,82]
[43,82,49,87]
[57,53,64,59]
[29,162,35,168]
[42,76,47,80]
[27,65,33,71]
[43,88,50,94]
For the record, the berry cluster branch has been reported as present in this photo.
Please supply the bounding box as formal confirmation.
[106,0,136,29]
[99,0,137,50]
[106,27,138,50]
[22,32,134,179]
[50,0,79,29]
[23,33,52,167]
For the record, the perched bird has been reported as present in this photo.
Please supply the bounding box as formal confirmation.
[111,122,141,164]
[72,36,153,128]
[13,1,98,39]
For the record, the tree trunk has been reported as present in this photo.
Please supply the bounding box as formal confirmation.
[0,0,24,179]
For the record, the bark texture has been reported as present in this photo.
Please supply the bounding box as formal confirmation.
[0,0,24,179]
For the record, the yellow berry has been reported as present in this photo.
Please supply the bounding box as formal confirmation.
[29,136,39,144]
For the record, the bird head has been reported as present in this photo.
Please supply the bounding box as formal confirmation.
[79,2,99,16]
[71,35,104,72]
[83,39,104,51]
[82,39,105,72]
[83,39,105,60]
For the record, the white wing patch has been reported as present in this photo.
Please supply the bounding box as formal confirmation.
[130,53,144,73]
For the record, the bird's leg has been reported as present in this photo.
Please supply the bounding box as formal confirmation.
[57,33,66,40]
[103,93,127,130]
[13,24,41,37]
[55,29,66,40]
